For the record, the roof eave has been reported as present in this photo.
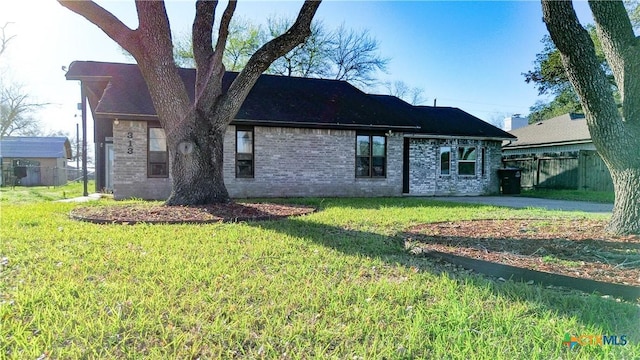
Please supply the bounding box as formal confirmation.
[232,119,420,131]
[96,112,159,121]
[503,139,592,149]
[404,133,515,141]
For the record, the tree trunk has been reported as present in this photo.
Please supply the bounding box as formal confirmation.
[60,0,320,206]
[607,167,640,234]
[165,112,230,206]
[542,0,640,235]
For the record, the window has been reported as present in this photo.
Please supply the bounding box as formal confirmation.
[356,134,386,177]
[440,147,451,175]
[458,147,477,176]
[236,127,254,178]
[148,127,168,177]
[481,148,486,176]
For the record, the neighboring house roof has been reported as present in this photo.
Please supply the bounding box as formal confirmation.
[0,137,72,159]
[503,113,591,149]
[66,61,515,140]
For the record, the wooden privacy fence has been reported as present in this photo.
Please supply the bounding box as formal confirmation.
[502,150,613,191]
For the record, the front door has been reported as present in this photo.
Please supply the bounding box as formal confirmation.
[105,143,114,191]
[402,138,410,193]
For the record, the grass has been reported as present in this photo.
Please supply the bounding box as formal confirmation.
[1,195,637,359]
[0,181,96,204]
[520,188,615,204]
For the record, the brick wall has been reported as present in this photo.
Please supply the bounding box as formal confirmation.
[110,121,500,200]
[224,126,403,197]
[407,138,501,196]
[112,120,171,200]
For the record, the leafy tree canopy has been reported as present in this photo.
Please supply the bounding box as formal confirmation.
[525,2,638,122]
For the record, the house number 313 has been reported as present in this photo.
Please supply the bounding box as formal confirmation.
[126,132,134,154]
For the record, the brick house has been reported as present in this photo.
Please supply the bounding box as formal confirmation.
[65,61,515,200]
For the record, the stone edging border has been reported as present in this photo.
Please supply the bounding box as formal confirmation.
[423,250,640,302]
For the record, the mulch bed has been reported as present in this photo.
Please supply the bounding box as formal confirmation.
[70,202,316,224]
[404,219,640,287]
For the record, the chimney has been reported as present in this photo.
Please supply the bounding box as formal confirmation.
[503,114,528,131]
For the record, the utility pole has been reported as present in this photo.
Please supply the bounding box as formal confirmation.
[76,122,80,180]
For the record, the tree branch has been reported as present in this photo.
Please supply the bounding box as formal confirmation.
[215,0,321,129]
[58,0,138,53]
[541,0,628,163]
[135,1,173,61]
[0,22,16,58]
[192,0,216,67]
[212,1,236,70]
[589,0,640,120]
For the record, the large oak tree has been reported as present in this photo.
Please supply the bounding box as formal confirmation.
[59,0,321,205]
[542,0,640,234]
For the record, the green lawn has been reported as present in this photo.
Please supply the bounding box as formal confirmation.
[0,181,96,204]
[1,196,637,359]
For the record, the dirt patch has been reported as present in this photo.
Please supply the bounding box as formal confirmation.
[70,202,316,224]
[404,219,640,287]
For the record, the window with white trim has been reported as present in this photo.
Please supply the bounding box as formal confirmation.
[440,147,451,175]
[148,127,168,177]
[458,147,477,176]
[236,127,254,178]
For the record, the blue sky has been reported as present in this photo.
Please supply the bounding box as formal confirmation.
[0,1,595,138]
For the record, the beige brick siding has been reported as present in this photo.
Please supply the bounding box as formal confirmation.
[112,120,171,200]
[224,126,403,198]
[110,121,501,200]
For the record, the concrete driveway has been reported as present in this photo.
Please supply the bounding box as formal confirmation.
[430,196,613,214]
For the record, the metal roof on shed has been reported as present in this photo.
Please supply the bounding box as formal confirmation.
[0,137,72,159]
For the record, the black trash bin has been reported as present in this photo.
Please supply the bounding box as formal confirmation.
[497,168,521,194]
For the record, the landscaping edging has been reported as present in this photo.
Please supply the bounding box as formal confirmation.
[68,203,317,225]
[424,250,640,302]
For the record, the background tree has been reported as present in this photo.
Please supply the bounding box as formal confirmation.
[60,0,321,205]
[173,17,388,89]
[526,89,582,123]
[525,3,639,122]
[222,17,265,72]
[266,17,332,78]
[523,28,610,122]
[328,24,388,88]
[542,0,640,234]
[0,22,44,138]
[384,80,426,105]
[0,83,44,137]
[158,17,265,71]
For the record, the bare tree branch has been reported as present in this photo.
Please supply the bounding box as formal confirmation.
[0,22,16,58]
[58,1,138,53]
[330,23,389,87]
[0,83,46,137]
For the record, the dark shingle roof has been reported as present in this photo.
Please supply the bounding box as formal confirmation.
[504,113,590,148]
[369,94,515,139]
[66,61,514,139]
[0,137,72,159]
